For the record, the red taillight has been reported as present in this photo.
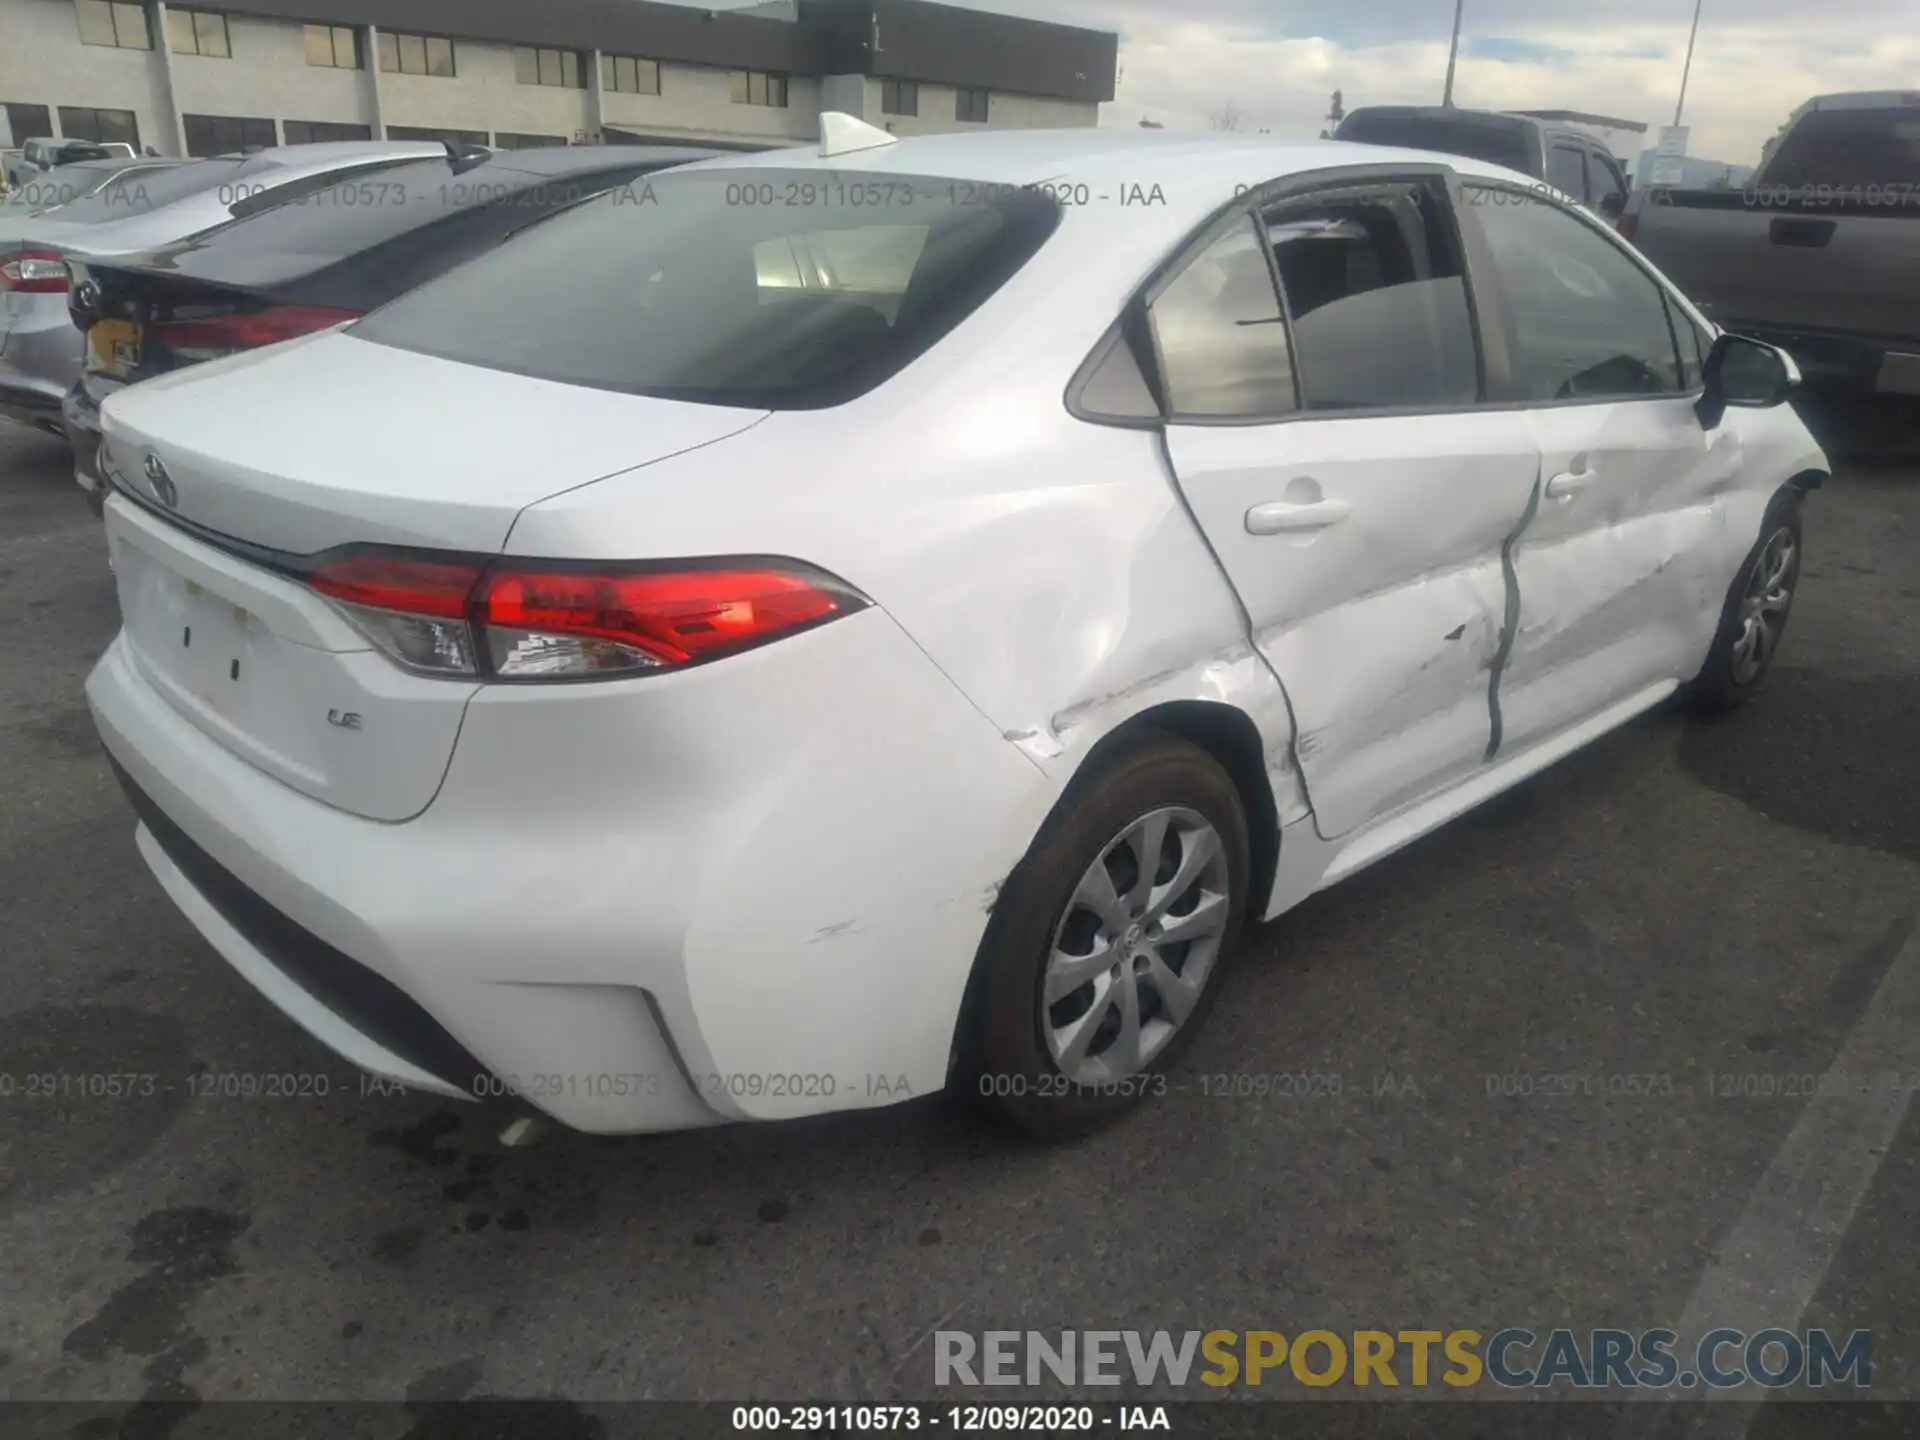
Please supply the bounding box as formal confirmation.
[0,249,70,293]
[1616,214,1638,242]
[480,567,850,667]
[151,305,361,360]
[306,554,481,620]
[301,551,868,681]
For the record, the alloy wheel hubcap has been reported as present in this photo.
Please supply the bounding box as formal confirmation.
[1731,526,1795,685]
[1041,806,1231,1085]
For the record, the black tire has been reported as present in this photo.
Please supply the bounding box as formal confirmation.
[1684,490,1804,715]
[959,730,1250,1140]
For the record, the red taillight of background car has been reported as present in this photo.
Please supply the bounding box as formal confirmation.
[1616,214,1638,242]
[0,249,71,293]
[302,551,869,681]
[150,305,361,362]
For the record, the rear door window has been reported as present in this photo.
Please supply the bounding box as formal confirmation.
[1760,107,1920,189]
[1335,113,1535,173]
[1266,179,1480,410]
[349,170,1062,408]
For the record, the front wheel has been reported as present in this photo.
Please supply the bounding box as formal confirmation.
[961,732,1250,1140]
[1685,492,1803,714]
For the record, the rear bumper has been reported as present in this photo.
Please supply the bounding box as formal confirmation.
[87,552,1053,1134]
[1726,322,1920,395]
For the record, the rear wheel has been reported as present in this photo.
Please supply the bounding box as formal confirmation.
[962,733,1249,1140]
[1685,491,1803,714]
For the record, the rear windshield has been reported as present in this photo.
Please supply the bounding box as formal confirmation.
[1336,113,1535,173]
[46,157,267,222]
[1760,107,1920,190]
[169,157,636,279]
[350,169,1062,409]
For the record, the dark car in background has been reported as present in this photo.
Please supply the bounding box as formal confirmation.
[1335,106,1633,223]
[66,143,716,509]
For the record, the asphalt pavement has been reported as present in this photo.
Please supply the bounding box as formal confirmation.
[1,409,1917,1434]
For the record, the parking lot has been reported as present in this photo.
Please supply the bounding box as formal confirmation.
[2,408,1919,1425]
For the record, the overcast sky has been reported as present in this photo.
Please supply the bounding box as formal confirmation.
[976,0,1919,163]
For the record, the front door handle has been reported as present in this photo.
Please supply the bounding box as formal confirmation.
[1246,497,1352,535]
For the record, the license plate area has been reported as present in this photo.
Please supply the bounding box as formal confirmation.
[117,543,273,726]
[88,318,143,377]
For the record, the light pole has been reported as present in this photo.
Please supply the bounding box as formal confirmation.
[1673,0,1704,126]
[1441,0,1465,106]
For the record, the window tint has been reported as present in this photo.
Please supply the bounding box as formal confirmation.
[1148,216,1296,419]
[1761,108,1920,190]
[1268,181,1478,411]
[1466,183,1683,400]
[1547,144,1587,200]
[349,171,1060,409]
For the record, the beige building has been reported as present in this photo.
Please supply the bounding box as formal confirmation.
[0,0,1117,156]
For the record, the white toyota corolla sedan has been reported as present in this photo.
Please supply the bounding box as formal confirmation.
[87,119,1828,1140]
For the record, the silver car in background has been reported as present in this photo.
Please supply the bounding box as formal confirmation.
[0,140,441,436]
[1,156,186,222]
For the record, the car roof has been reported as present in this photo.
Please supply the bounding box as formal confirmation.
[446,143,723,177]
[674,128,1539,219]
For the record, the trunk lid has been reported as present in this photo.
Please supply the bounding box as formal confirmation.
[98,330,771,554]
[101,335,771,821]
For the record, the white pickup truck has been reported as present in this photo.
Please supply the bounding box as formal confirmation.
[4,137,138,191]
[1624,92,1920,401]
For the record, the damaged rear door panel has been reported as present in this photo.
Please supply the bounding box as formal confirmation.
[1152,175,1541,841]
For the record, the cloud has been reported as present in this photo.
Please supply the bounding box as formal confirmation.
[965,0,1920,164]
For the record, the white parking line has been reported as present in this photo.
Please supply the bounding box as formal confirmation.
[1630,915,1920,1438]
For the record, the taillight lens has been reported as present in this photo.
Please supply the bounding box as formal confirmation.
[1616,213,1638,242]
[0,249,71,293]
[303,550,869,681]
[151,305,361,362]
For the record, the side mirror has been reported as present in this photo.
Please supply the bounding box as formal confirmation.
[1598,191,1626,219]
[1696,331,1799,430]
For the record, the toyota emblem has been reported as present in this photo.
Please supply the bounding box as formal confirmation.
[142,453,178,508]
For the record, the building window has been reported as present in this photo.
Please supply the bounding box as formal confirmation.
[167,8,230,57]
[495,132,567,150]
[731,70,788,108]
[956,87,989,123]
[304,24,360,69]
[386,125,488,147]
[5,102,54,145]
[58,106,140,147]
[283,119,371,143]
[75,1,151,50]
[183,113,275,156]
[513,47,583,88]
[378,31,455,78]
[600,54,661,95]
[881,79,918,117]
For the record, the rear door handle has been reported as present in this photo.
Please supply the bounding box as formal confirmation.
[1545,458,1596,499]
[1245,497,1351,534]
